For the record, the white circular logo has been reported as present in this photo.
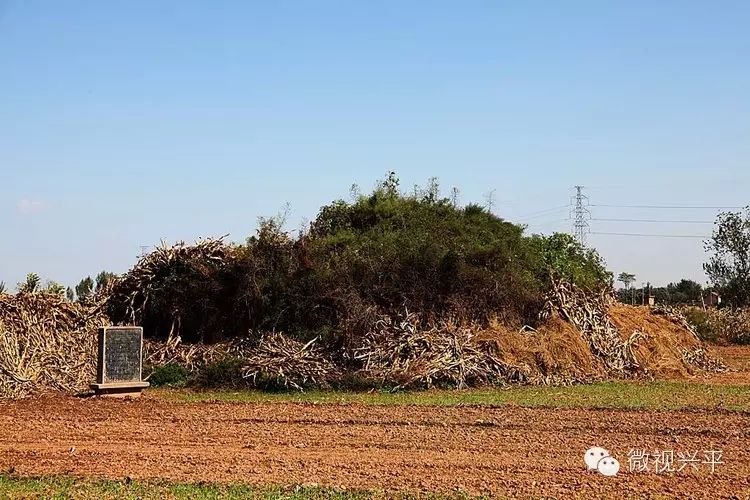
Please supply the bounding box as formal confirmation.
[584,446,610,470]
[597,456,620,477]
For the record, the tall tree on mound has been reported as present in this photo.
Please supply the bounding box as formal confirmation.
[705,207,750,306]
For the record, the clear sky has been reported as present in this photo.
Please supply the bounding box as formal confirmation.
[1,1,748,290]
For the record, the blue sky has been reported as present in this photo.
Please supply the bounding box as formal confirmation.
[1,1,748,289]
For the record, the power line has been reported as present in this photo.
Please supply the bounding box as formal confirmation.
[591,218,714,224]
[590,231,709,239]
[590,204,743,210]
[515,204,570,220]
[517,207,570,221]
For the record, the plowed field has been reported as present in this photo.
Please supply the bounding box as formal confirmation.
[1,394,749,498]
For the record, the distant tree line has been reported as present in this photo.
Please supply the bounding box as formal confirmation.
[616,277,707,306]
[4,271,116,300]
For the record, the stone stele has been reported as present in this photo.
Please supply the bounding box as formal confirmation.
[90,326,149,397]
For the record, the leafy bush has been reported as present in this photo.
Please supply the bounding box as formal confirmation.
[192,357,246,388]
[683,309,716,342]
[146,363,189,387]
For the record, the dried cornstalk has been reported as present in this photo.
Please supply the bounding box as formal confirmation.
[106,237,232,334]
[680,347,727,373]
[0,292,107,398]
[651,305,701,341]
[144,334,231,373]
[240,334,336,390]
[542,277,638,374]
[354,311,531,389]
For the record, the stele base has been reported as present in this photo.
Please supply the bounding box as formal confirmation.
[90,381,150,398]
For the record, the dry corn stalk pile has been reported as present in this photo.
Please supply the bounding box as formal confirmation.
[106,238,232,329]
[542,278,639,374]
[145,334,231,373]
[0,292,107,398]
[354,312,531,389]
[241,334,337,390]
[145,333,337,390]
[652,305,701,341]
[702,307,750,344]
[680,347,727,372]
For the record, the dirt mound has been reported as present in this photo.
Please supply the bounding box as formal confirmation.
[481,304,719,383]
[608,304,722,378]
[0,288,722,399]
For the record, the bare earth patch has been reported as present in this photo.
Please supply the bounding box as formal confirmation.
[0,395,749,498]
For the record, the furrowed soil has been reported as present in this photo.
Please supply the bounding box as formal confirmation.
[1,395,749,498]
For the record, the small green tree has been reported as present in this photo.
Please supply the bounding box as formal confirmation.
[704,207,750,306]
[18,273,40,293]
[44,281,66,295]
[95,271,117,293]
[0,281,5,294]
[75,276,94,301]
[66,287,75,301]
[532,233,612,289]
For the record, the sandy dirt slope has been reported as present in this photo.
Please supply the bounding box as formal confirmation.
[0,397,748,498]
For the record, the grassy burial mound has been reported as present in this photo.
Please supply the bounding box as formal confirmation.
[105,177,721,391]
[0,177,725,397]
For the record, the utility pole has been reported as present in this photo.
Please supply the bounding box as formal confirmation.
[572,185,590,245]
[484,189,496,214]
[139,245,149,258]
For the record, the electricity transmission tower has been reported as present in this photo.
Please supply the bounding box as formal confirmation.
[571,185,590,245]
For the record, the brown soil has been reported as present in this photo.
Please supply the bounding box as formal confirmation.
[1,396,748,498]
[699,345,750,385]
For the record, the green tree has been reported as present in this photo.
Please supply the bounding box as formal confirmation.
[66,287,75,301]
[44,281,66,295]
[18,273,40,293]
[0,281,5,294]
[531,233,612,289]
[95,271,117,293]
[75,276,94,301]
[617,272,636,290]
[704,207,750,306]
[668,279,703,304]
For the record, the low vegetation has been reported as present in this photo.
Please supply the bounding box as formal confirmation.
[0,475,378,500]
[684,307,750,344]
[156,381,750,412]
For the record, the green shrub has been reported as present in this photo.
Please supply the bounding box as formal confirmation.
[192,357,246,388]
[146,363,189,387]
[684,309,717,342]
